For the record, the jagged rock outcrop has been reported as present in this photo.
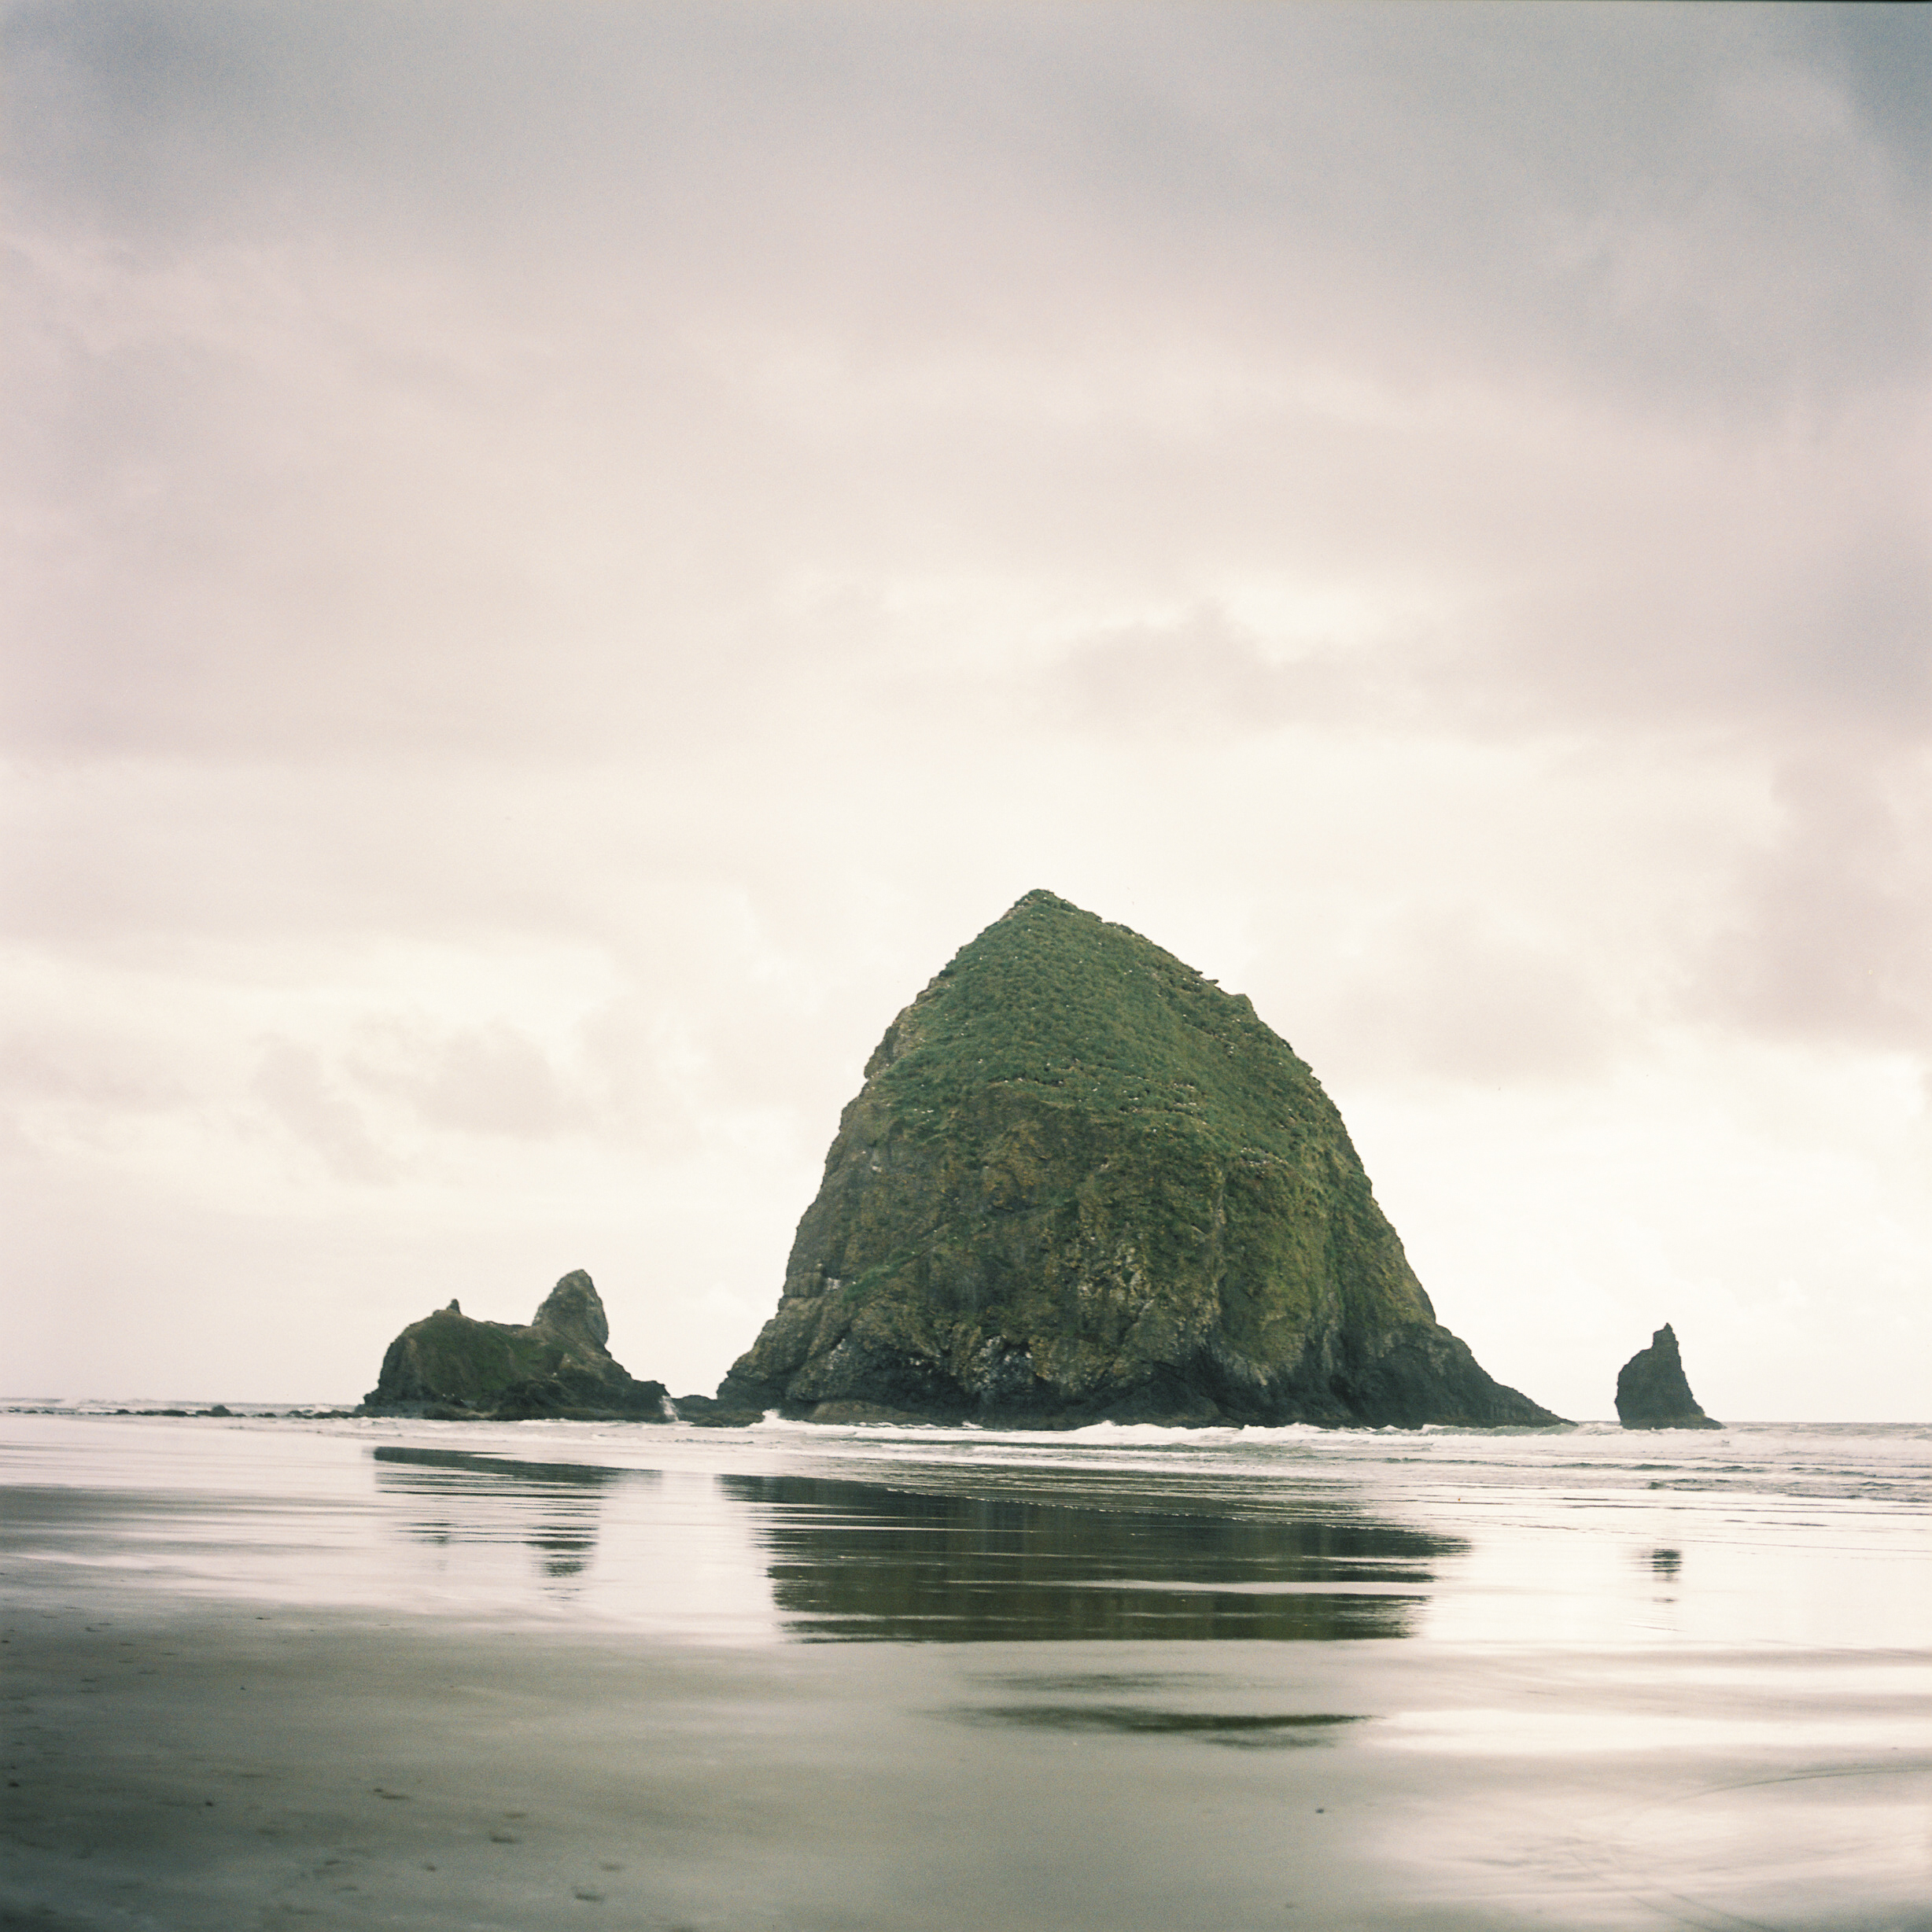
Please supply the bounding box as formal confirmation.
[359,1270,672,1421]
[1615,1323,1721,1429]
[712,890,1562,1429]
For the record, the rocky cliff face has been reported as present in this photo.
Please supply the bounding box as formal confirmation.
[1615,1323,1721,1429]
[714,890,1561,1429]
[360,1270,671,1420]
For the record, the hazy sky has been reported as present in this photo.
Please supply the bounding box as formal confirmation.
[5,2,1928,1419]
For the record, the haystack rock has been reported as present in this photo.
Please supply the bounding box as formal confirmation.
[709,890,1562,1429]
[1614,1323,1722,1429]
[359,1270,672,1421]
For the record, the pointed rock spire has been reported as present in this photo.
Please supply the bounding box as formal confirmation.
[1615,1323,1721,1429]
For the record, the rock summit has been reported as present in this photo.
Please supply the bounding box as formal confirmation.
[711,890,1561,1429]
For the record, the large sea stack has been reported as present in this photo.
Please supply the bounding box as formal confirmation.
[713,890,1561,1429]
[1614,1323,1722,1429]
[360,1270,671,1421]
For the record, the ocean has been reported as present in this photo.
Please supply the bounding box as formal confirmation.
[3,1410,1928,1929]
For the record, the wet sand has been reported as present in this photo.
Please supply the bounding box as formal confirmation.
[4,1419,1929,1930]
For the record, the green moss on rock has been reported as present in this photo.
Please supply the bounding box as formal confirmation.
[717,890,1561,1429]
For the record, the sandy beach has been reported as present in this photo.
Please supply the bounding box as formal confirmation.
[4,1416,1929,1931]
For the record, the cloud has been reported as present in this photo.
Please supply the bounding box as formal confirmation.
[2,2,1926,1411]
[345,1019,589,1140]
[1325,904,1620,1086]
[251,1037,394,1185]
[1702,748,1932,1054]
[9,2,1922,779]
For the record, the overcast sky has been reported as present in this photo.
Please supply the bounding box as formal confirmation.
[5,2,1928,1420]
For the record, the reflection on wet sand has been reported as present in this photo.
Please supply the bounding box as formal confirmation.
[721,1473,1463,1641]
[956,1705,1361,1745]
[372,1445,649,1583]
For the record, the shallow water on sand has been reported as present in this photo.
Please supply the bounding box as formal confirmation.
[3,1413,1929,1930]
[6,1413,1927,1649]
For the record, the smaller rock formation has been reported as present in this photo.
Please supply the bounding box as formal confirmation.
[359,1270,672,1421]
[1614,1324,1721,1429]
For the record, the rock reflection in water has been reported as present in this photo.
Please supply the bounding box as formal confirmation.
[372,1446,644,1583]
[721,1473,1460,1641]
[957,1706,1362,1746]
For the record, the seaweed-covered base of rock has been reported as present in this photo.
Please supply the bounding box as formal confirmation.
[712,1321,1551,1431]
[359,1271,672,1421]
[668,1390,780,1427]
[1615,1323,1722,1429]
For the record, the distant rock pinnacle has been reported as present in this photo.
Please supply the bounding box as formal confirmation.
[1615,1323,1721,1429]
